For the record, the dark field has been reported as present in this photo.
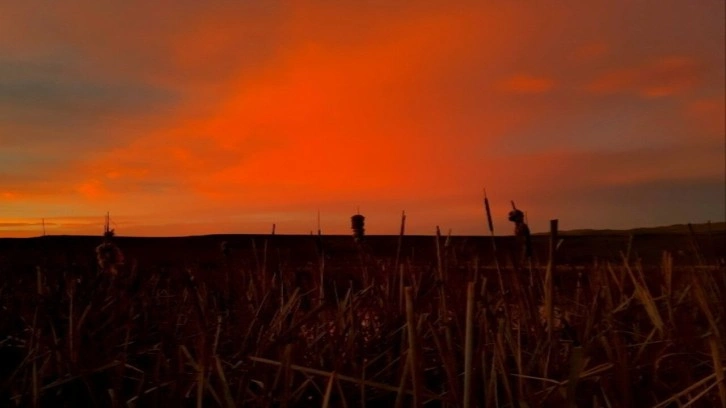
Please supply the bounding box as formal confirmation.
[1,228,724,407]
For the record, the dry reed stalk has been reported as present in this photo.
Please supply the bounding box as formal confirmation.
[213,314,223,356]
[262,237,269,292]
[511,261,544,344]
[574,270,583,314]
[479,281,489,405]
[214,355,236,408]
[613,334,631,406]
[394,211,406,299]
[32,352,38,408]
[247,356,443,400]
[681,379,726,408]
[319,252,325,302]
[662,251,673,297]
[516,361,613,383]
[625,234,634,262]
[662,251,674,323]
[35,266,43,296]
[426,320,460,404]
[486,353,498,408]
[186,269,208,326]
[289,377,316,402]
[470,255,479,286]
[434,227,456,375]
[494,253,506,301]
[483,189,494,237]
[545,219,558,343]
[399,264,405,314]
[634,327,659,364]
[240,292,270,354]
[116,306,134,406]
[540,341,553,390]
[516,315,524,402]
[606,264,624,303]
[652,367,726,408]
[464,281,475,408]
[250,239,262,304]
[359,364,365,407]
[435,226,444,284]
[495,319,515,406]
[367,349,402,380]
[691,267,721,339]
[128,369,146,408]
[76,304,92,336]
[623,255,664,335]
[321,371,336,408]
[196,336,206,408]
[282,343,293,408]
[408,261,421,298]
[566,346,584,408]
[497,302,525,400]
[582,290,599,345]
[335,377,349,408]
[394,352,411,408]
[67,282,75,365]
[480,342,489,408]
[483,191,513,357]
[203,380,222,406]
[687,223,705,266]
[708,335,726,407]
[38,360,122,393]
[274,302,326,351]
[405,286,423,408]
[223,252,231,305]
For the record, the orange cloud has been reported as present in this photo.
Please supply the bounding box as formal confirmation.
[74,7,497,206]
[75,179,108,200]
[586,56,702,97]
[497,74,555,94]
[683,97,726,137]
[572,42,610,61]
[492,143,723,194]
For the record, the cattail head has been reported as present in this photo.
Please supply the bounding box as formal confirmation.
[96,241,124,276]
[351,214,365,242]
[483,189,500,235]
[508,209,525,223]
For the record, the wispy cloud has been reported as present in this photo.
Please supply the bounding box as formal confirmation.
[586,56,703,98]
[497,74,555,94]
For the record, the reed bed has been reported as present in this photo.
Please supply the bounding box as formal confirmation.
[0,233,724,407]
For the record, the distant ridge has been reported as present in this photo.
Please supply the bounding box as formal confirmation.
[556,221,726,236]
[2,222,723,240]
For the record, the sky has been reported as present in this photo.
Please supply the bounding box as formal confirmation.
[0,1,724,237]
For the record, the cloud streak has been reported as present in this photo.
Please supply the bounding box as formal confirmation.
[586,56,704,98]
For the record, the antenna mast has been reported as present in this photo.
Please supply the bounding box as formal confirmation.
[317,209,321,236]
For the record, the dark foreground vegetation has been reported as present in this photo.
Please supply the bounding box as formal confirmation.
[1,226,724,407]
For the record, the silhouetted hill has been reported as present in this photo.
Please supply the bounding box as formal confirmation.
[556,221,725,236]
[1,222,723,272]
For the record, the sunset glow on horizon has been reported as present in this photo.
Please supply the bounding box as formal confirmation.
[1,1,724,237]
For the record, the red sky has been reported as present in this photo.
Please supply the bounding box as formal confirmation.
[1,1,724,237]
